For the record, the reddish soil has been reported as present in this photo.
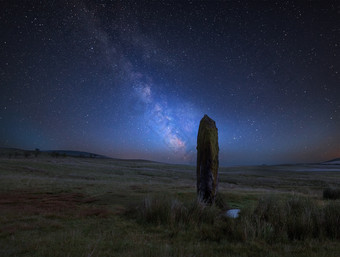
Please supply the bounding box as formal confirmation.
[0,191,109,218]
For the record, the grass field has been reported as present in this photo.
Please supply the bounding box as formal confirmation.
[0,153,340,256]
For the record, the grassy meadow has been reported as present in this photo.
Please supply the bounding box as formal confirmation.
[0,151,340,256]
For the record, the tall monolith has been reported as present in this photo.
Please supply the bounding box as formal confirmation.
[196,114,219,205]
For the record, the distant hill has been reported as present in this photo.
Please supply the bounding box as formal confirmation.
[0,147,109,159]
[0,147,159,163]
[0,147,36,157]
[322,158,340,165]
[44,150,109,159]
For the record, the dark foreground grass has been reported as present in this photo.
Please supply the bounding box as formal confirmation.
[323,187,340,200]
[1,157,340,256]
[129,194,340,243]
[1,194,340,257]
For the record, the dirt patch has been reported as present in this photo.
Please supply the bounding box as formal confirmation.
[0,191,109,218]
[130,185,143,191]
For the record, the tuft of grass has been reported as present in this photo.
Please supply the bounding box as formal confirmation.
[130,194,222,229]
[128,194,340,243]
[324,201,340,239]
[250,196,326,241]
[323,187,340,200]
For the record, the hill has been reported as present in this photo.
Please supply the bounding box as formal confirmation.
[0,147,109,159]
[44,150,109,159]
[0,147,158,163]
[322,158,340,165]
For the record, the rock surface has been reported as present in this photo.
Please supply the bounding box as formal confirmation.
[225,209,241,218]
[196,114,219,205]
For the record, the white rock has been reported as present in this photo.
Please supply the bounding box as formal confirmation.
[225,209,240,218]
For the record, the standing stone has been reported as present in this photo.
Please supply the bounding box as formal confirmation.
[196,114,219,205]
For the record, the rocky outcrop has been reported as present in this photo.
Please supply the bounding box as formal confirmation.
[196,114,219,205]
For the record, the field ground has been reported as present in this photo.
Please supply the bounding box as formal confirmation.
[0,155,340,256]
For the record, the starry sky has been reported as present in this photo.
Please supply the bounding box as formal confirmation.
[1,1,339,166]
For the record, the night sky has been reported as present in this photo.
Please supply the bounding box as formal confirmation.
[1,1,339,165]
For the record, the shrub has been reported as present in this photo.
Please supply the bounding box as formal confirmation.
[34,148,40,157]
[323,187,340,200]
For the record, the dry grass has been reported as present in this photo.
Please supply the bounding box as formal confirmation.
[129,194,340,243]
[0,155,340,256]
[323,187,340,200]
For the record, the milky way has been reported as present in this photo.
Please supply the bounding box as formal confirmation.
[131,71,199,162]
[0,1,339,165]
